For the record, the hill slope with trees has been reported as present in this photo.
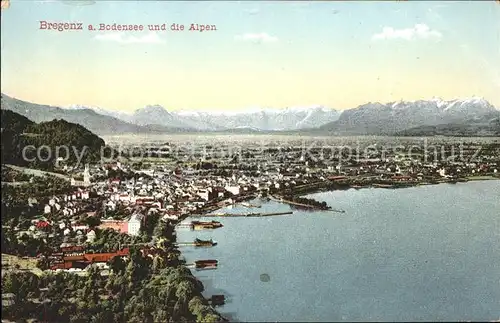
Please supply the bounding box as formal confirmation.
[1,109,106,170]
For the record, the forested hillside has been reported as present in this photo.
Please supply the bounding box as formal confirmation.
[1,110,106,170]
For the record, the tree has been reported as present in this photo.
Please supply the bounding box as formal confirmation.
[83,216,101,228]
[108,256,126,274]
[175,280,197,302]
[202,312,223,323]
[152,255,167,273]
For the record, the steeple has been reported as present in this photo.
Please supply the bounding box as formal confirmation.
[83,164,91,185]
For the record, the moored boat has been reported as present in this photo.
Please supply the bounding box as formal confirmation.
[194,238,217,247]
[195,259,218,268]
[210,295,225,306]
[191,220,223,229]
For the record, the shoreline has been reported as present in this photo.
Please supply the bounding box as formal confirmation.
[173,180,500,322]
[175,177,500,223]
[173,177,499,320]
[285,176,500,195]
[175,176,500,223]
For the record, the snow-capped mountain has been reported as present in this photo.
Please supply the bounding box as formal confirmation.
[130,105,177,126]
[29,96,500,135]
[320,97,499,134]
[121,105,341,131]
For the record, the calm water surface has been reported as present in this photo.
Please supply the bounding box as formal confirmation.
[176,181,500,322]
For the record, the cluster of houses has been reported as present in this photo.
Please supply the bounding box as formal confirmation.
[12,140,498,271]
[14,160,279,258]
[17,190,97,245]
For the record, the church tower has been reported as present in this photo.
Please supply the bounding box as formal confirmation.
[83,164,91,185]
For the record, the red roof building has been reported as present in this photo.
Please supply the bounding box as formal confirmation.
[35,221,51,229]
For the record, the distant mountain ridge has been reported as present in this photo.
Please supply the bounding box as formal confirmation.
[1,94,194,135]
[70,104,342,131]
[3,93,499,136]
[319,97,499,135]
[395,110,500,137]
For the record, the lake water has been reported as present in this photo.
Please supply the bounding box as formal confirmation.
[176,181,500,322]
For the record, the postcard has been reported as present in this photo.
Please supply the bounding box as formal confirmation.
[1,1,499,322]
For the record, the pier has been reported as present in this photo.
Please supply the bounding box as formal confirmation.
[190,211,293,218]
[177,242,217,247]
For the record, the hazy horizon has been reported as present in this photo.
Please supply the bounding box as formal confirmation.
[1,1,499,112]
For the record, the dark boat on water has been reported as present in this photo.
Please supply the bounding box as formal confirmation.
[194,238,217,247]
[195,259,218,269]
[191,220,223,230]
[210,295,225,306]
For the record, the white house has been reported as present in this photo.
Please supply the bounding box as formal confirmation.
[127,214,143,236]
[72,224,89,232]
[86,230,96,242]
[106,201,117,211]
[28,197,38,207]
[163,213,179,221]
[197,189,210,201]
[119,194,131,202]
[224,185,240,196]
[44,205,51,214]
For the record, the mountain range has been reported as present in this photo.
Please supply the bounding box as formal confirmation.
[395,110,500,137]
[65,104,342,131]
[1,94,193,135]
[318,97,500,135]
[2,93,499,136]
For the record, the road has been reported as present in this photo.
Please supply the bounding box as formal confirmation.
[4,164,71,180]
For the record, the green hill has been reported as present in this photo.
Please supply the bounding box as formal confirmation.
[1,110,106,170]
[1,109,35,132]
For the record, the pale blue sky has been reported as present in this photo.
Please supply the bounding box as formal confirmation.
[1,0,499,111]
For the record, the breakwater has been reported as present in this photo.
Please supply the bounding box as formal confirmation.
[190,211,293,217]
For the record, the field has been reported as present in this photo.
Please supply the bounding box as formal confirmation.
[101,133,500,146]
[1,254,43,276]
